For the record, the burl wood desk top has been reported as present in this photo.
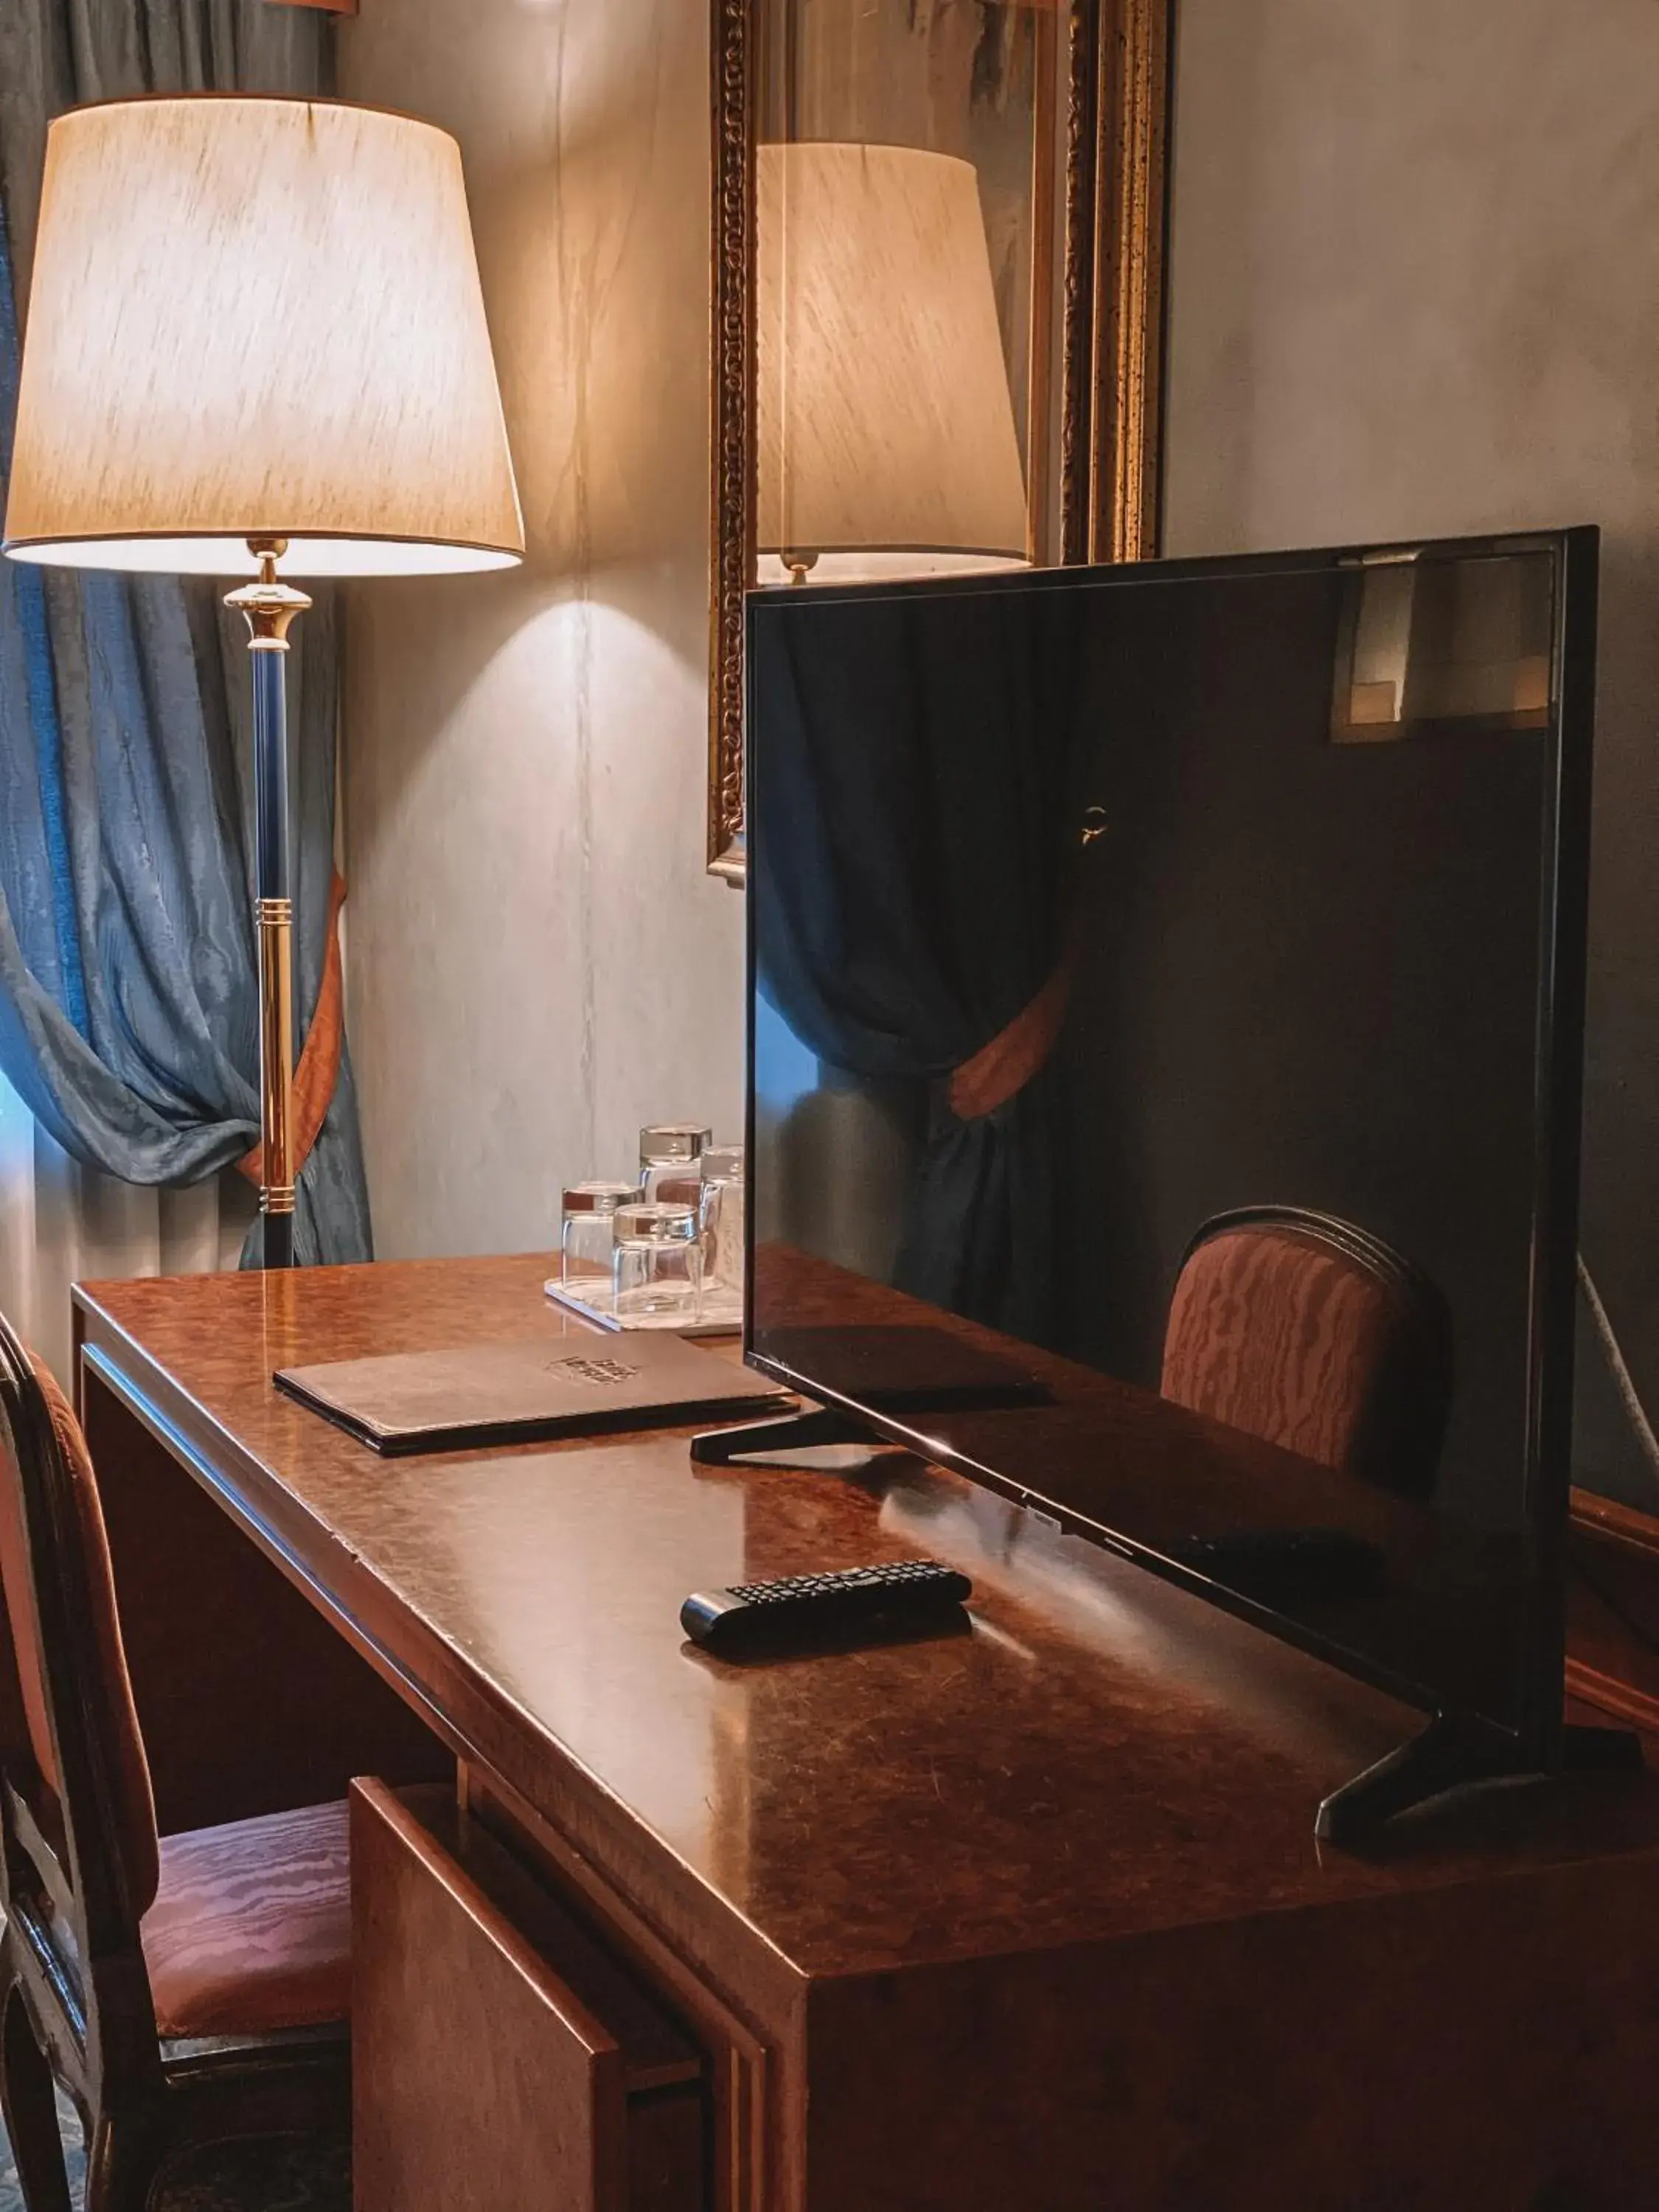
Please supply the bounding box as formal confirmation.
[74,1253,1659,1999]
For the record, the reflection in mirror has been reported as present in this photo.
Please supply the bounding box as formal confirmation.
[709,0,1175,872]
[757,140,1031,584]
[755,0,1061,580]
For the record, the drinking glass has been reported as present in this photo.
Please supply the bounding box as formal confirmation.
[699,1144,746,1299]
[612,1203,703,1320]
[639,1123,712,1206]
[561,1181,642,1301]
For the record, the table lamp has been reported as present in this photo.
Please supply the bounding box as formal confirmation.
[2,96,522,1267]
[755,140,1029,585]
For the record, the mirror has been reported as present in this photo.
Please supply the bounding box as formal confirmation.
[709,0,1173,876]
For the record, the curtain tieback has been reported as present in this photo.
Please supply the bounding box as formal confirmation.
[237,872,348,1191]
[948,950,1075,1122]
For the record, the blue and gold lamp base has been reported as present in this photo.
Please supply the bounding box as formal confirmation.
[225,540,312,1272]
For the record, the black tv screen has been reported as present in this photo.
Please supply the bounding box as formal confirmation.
[745,530,1596,1756]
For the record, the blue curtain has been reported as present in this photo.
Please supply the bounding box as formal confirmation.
[0,0,372,1267]
[750,589,1083,1340]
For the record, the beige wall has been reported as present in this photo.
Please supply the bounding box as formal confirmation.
[1164,0,1659,1496]
[336,0,744,1260]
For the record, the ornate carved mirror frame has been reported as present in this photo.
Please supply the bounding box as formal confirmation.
[708,0,1174,877]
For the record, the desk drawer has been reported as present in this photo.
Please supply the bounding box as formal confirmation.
[351,1780,704,2212]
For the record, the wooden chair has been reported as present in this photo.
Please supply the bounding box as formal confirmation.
[0,1310,350,2211]
[1161,1206,1454,1500]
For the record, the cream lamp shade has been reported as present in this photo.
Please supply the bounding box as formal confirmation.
[3,96,523,578]
[756,140,1029,585]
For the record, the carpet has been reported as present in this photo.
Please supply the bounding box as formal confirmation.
[0,2093,347,2212]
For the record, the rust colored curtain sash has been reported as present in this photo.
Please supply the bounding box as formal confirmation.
[947,948,1074,1122]
[237,871,347,1190]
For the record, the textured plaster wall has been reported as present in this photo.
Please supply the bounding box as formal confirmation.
[336,0,744,1260]
[1164,0,1659,1500]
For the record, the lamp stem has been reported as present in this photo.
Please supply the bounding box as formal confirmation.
[226,541,313,1271]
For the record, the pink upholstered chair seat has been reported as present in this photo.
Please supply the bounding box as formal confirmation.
[142,1798,350,2038]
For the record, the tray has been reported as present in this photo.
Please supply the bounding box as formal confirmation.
[543,1278,742,1338]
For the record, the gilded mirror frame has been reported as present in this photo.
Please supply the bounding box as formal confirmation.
[708,0,1174,877]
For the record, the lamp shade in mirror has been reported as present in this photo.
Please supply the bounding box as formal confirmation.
[2,96,522,579]
[755,141,1029,585]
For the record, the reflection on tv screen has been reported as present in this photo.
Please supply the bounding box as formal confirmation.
[748,536,1591,1736]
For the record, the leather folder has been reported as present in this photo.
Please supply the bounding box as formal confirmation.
[276,1332,794,1455]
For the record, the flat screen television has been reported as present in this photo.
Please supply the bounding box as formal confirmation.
[739,528,1615,1837]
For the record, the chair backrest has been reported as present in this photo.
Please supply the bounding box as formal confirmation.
[0,1311,160,2023]
[1160,1207,1454,1500]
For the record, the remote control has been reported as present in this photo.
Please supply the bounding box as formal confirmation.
[681,1559,972,1656]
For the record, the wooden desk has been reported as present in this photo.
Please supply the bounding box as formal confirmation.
[73,1254,1659,2211]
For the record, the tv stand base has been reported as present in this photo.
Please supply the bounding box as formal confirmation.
[1316,1710,1643,1846]
[689,1407,877,1467]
